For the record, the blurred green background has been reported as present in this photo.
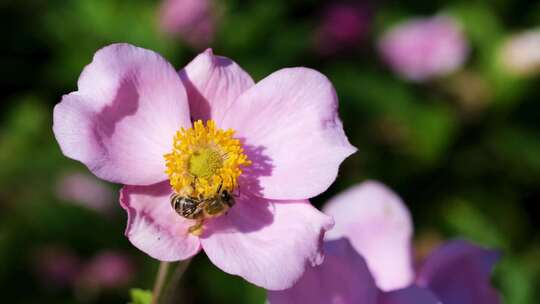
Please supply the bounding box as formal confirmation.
[1,0,539,303]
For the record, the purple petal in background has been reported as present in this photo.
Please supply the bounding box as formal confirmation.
[416,240,502,304]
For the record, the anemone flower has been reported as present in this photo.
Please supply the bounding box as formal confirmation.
[378,16,469,82]
[53,43,355,290]
[269,181,501,303]
[323,181,502,301]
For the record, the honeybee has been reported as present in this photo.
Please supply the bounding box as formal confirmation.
[170,186,236,234]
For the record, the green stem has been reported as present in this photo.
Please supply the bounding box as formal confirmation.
[151,262,170,304]
[163,258,193,304]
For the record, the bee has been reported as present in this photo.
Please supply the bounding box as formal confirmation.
[170,185,236,234]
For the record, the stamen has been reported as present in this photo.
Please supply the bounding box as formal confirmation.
[164,120,251,199]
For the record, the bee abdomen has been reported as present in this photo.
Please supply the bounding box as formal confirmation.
[171,195,203,220]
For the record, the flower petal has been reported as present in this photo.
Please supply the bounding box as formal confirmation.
[221,68,356,200]
[179,49,255,122]
[119,182,201,261]
[267,238,378,304]
[379,286,441,304]
[416,240,502,304]
[200,195,334,290]
[53,43,191,185]
[323,181,414,291]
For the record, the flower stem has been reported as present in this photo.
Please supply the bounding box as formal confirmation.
[163,258,193,304]
[151,262,170,304]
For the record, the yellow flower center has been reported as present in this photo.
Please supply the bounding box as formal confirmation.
[164,120,250,199]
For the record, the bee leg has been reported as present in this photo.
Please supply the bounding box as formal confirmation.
[188,219,204,236]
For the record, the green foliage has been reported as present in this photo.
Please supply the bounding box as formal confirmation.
[129,289,152,304]
[329,66,458,164]
[441,199,506,248]
[41,0,182,88]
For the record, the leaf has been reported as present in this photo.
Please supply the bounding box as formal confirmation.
[328,66,458,164]
[495,250,540,304]
[129,288,153,304]
[441,199,506,248]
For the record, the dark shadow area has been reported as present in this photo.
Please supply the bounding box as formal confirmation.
[95,78,140,138]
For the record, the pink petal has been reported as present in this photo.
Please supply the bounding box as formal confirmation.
[267,238,378,304]
[221,68,356,200]
[179,49,254,122]
[416,240,502,304]
[379,286,441,304]
[53,43,190,185]
[120,182,201,261]
[323,181,414,291]
[200,194,334,290]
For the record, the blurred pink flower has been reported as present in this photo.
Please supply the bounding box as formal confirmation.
[32,246,135,294]
[500,29,540,76]
[159,0,215,48]
[77,251,135,290]
[322,181,502,303]
[33,246,82,288]
[269,181,501,303]
[314,3,372,55]
[53,43,355,289]
[56,172,114,214]
[378,16,469,82]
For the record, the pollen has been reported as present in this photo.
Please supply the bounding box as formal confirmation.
[164,120,251,199]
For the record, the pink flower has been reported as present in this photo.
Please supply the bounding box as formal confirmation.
[32,246,135,293]
[159,0,215,48]
[309,181,500,303]
[56,172,114,215]
[269,181,501,303]
[378,16,469,82]
[314,3,372,55]
[77,251,135,290]
[53,43,355,289]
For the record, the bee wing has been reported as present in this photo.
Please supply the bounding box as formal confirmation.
[194,198,209,212]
